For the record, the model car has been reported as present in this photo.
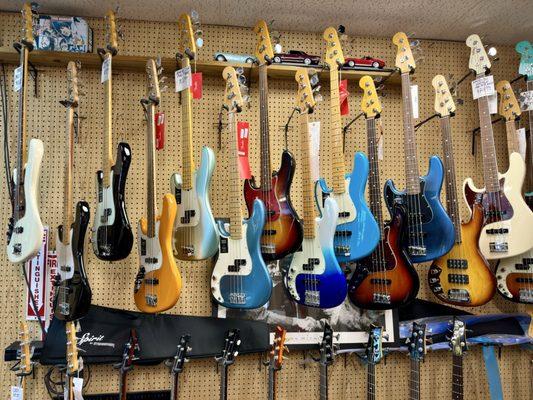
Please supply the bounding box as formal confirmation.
[213,52,256,64]
[343,56,385,69]
[272,50,321,66]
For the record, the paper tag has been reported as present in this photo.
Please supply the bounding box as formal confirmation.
[377,119,384,161]
[488,93,497,114]
[237,121,251,179]
[519,90,533,111]
[73,377,84,400]
[309,121,321,182]
[100,57,111,83]
[517,127,526,160]
[339,80,349,116]
[175,66,192,92]
[10,386,23,400]
[155,112,165,150]
[471,75,495,100]
[13,66,23,92]
[191,72,203,99]
[410,85,419,119]
[26,227,49,321]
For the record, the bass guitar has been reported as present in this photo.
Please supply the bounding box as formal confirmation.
[65,321,80,400]
[92,9,134,261]
[171,13,218,261]
[115,329,139,400]
[6,2,44,263]
[265,326,288,400]
[385,32,455,264]
[429,75,495,306]
[54,61,92,322]
[406,322,427,400]
[492,80,532,303]
[216,329,241,400]
[211,67,271,309]
[448,318,467,400]
[363,326,385,400]
[13,322,33,399]
[348,76,419,309]
[134,59,181,313]
[315,323,336,400]
[464,35,533,260]
[244,20,303,261]
[316,27,380,263]
[286,69,346,308]
[167,334,191,400]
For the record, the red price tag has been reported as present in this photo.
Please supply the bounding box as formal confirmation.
[237,121,251,179]
[339,79,349,116]
[191,72,203,99]
[155,112,165,150]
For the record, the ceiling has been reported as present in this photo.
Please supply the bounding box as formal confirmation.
[0,0,531,44]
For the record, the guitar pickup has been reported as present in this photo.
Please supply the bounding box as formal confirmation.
[489,242,508,253]
[14,226,23,234]
[145,294,158,306]
[370,278,392,285]
[486,228,509,234]
[13,244,21,255]
[219,237,228,253]
[303,258,320,271]
[516,258,532,270]
[373,293,391,305]
[144,278,159,285]
[180,210,196,224]
[338,211,350,218]
[447,259,468,269]
[447,289,470,303]
[100,208,112,223]
[334,230,352,237]
[448,274,469,284]
[228,259,246,272]
[408,245,426,256]
[145,257,158,264]
[262,229,277,236]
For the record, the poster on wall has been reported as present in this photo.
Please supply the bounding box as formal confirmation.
[213,250,398,349]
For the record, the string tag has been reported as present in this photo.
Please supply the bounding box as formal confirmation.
[517,128,526,160]
[175,66,192,92]
[191,72,202,99]
[237,121,251,179]
[309,121,321,182]
[13,66,23,92]
[471,75,495,100]
[73,377,84,400]
[10,386,23,400]
[410,85,419,119]
[155,112,165,150]
[100,57,111,84]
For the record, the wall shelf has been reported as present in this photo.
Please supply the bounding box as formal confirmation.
[0,47,399,85]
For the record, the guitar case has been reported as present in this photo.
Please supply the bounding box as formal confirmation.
[39,304,269,365]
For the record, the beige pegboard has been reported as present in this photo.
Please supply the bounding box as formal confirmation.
[0,11,531,399]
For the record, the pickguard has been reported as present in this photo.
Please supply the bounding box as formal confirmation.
[173,184,201,228]
[137,221,163,274]
[56,228,75,281]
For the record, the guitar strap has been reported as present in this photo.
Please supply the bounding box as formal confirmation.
[482,346,503,400]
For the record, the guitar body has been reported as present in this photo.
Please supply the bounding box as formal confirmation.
[7,138,44,263]
[384,156,455,263]
[316,152,380,263]
[92,142,134,261]
[429,198,496,306]
[54,201,92,321]
[286,197,347,308]
[134,194,181,313]
[171,146,219,261]
[464,153,533,260]
[212,199,272,309]
[494,249,533,303]
[243,150,303,261]
[348,204,419,309]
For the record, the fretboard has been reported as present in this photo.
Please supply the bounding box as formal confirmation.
[170,372,179,400]
[62,104,75,244]
[367,363,376,400]
[439,116,462,242]
[268,367,277,400]
[400,73,421,195]
[452,354,464,400]
[228,111,243,239]
[319,363,328,400]
[366,117,385,236]
[180,56,194,190]
[299,112,316,239]
[220,364,228,400]
[408,358,420,400]
[505,119,520,157]
[146,101,157,238]
[258,64,272,190]
[103,52,114,186]
[526,80,533,192]
[475,73,500,193]
[330,67,346,194]
[119,371,128,400]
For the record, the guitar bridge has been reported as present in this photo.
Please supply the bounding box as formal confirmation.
[447,289,470,303]
[180,245,195,256]
[334,245,350,257]
[228,292,246,305]
[518,289,533,303]
[408,245,426,256]
[372,293,391,305]
[58,302,70,315]
[304,290,320,307]
[145,294,158,307]
[261,244,276,254]
[489,241,508,253]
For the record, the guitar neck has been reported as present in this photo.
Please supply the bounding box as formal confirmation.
[220,364,228,400]
[366,117,385,234]
[367,363,376,400]
[228,111,243,239]
[119,370,128,400]
[299,112,316,239]
[439,116,462,242]
[180,56,194,190]
[267,367,277,400]
[329,67,346,193]
[527,80,533,191]
[319,363,328,400]
[505,119,520,157]
[400,72,421,195]
[62,104,75,243]
[258,63,272,190]
[452,354,464,400]
[170,371,180,400]
[146,101,157,238]
[409,358,421,400]
[103,52,114,186]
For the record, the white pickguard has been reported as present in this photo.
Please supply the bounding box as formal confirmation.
[496,249,533,301]
[56,228,75,281]
[92,175,116,237]
[137,221,163,274]
[327,179,357,225]
[7,138,44,263]
[211,225,253,303]
[172,173,201,228]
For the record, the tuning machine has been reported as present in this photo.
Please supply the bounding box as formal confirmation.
[190,10,203,48]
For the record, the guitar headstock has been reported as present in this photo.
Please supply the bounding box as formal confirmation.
[323,27,345,69]
[105,9,118,55]
[65,321,79,376]
[66,61,79,106]
[171,334,192,374]
[359,76,382,118]
[365,326,384,365]
[21,2,36,48]
[449,318,467,357]
[432,75,456,117]
[178,13,197,60]
[119,329,139,374]
[217,329,241,367]
[319,323,336,366]
[406,322,427,362]
[516,41,532,81]
[18,322,32,375]
[392,32,416,73]
[269,326,288,371]
[146,59,161,105]
[466,34,491,75]
[222,67,244,113]
[253,20,274,65]
[496,80,521,121]
[295,68,318,114]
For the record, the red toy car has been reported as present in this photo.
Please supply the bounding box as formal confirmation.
[343,56,385,69]
[272,50,321,66]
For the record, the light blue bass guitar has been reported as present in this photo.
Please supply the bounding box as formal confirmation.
[316,27,380,264]
[211,67,272,309]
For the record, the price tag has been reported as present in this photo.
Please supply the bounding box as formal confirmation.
[73,377,84,400]
[10,386,23,400]
[339,80,349,116]
[191,72,203,99]
[488,93,497,114]
[309,121,321,182]
[517,128,526,160]
[13,66,23,92]
[101,57,111,83]
[471,75,495,100]
[155,112,165,150]
[175,66,192,92]
[237,121,251,179]
[410,85,419,119]
[519,90,533,111]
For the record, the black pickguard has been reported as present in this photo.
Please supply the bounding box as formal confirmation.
[384,181,433,225]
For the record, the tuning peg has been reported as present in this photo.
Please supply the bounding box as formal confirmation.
[117,28,125,41]
[161,85,168,93]
[159,76,167,85]
[406,32,415,39]
[191,10,200,24]
[410,39,421,48]
[376,84,385,92]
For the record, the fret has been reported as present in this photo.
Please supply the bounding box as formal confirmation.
[366,117,385,237]
[451,355,464,400]
[228,112,243,239]
[299,112,316,239]
[62,105,75,245]
[439,116,462,242]
[146,101,157,238]
[268,367,277,400]
[102,53,114,186]
[258,64,272,190]
[180,56,195,190]
[367,363,376,400]
[400,73,421,195]
[329,67,346,193]
[409,358,420,400]
[505,120,520,157]
[319,364,328,400]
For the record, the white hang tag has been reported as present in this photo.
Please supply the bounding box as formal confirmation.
[519,90,533,111]
[10,386,23,400]
[308,121,321,182]
[488,93,498,114]
[410,85,419,119]
[517,128,526,160]
[471,75,495,100]
[175,66,192,92]
[13,66,23,92]
[377,119,384,161]
[101,57,111,83]
[73,377,84,400]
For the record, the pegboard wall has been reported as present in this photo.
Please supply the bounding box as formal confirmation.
[0,10,531,399]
